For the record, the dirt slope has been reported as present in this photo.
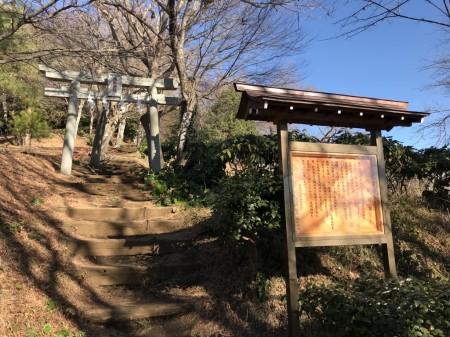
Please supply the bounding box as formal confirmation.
[0,135,289,337]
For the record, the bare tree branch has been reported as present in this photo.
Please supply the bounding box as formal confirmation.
[336,0,450,38]
[0,1,95,42]
[338,0,450,144]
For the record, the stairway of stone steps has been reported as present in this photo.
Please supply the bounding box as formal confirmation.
[56,154,202,329]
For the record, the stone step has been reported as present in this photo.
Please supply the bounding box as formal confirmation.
[63,199,156,209]
[63,219,184,237]
[68,182,148,195]
[56,207,174,221]
[93,164,146,176]
[76,262,151,285]
[67,234,193,256]
[79,175,141,184]
[75,258,201,285]
[159,256,202,280]
[84,300,191,323]
[110,144,138,153]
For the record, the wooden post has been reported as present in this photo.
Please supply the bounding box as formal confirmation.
[371,130,397,278]
[60,80,80,175]
[278,123,301,337]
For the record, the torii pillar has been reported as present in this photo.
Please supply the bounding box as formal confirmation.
[149,87,161,172]
[60,80,80,175]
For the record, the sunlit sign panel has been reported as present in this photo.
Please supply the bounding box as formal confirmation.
[290,152,383,237]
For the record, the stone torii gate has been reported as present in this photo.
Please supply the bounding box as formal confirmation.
[40,65,180,175]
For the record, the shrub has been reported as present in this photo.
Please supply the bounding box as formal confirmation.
[416,146,450,208]
[9,108,51,145]
[144,167,212,207]
[176,140,225,187]
[212,167,282,242]
[300,277,450,337]
[199,86,258,141]
[219,134,279,172]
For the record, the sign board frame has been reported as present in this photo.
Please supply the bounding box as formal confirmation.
[278,125,397,337]
[287,142,392,248]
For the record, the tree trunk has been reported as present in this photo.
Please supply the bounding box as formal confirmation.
[140,108,164,171]
[115,116,126,148]
[99,106,125,162]
[175,83,197,166]
[89,104,96,135]
[90,106,109,168]
[136,126,144,146]
[166,0,198,165]
[2,97,7,128]
[75,99,85,142]
[21,133,31,148]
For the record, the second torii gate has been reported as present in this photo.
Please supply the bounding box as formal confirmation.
[40,65,180,175]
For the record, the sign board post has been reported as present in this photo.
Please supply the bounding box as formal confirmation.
[278,123,301,337]
[371,130,397,278]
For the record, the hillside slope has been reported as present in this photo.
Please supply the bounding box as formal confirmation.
[0,135,448,337]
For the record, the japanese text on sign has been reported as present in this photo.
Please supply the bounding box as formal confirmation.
[291,152,383,237]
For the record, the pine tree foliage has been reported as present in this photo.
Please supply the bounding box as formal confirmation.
[0,6,42,116]
[9,108,50,144]
[199,87,257,141]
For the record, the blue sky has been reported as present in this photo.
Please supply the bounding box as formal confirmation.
[298,2,449,149]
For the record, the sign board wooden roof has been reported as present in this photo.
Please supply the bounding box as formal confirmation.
[234,83,430,131]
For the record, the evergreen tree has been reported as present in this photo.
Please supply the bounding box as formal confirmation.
[9,107,50,146]
[199,87,257,142]
[0,6,43,130]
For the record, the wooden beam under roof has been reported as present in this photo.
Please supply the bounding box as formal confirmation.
[234,83,429,131]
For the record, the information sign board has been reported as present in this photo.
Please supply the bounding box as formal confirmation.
[290,151,383,237]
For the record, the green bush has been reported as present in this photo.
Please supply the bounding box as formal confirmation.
[212,167,282,241]
[9,108,51,144]
[210,135,283,245]
[416,146,450,208]
[199,86,258,141]
[300,277,450,337]
[86,134,94,147]
[144,167,212,207]
[175,140,225,187]
[219,134,279,172]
